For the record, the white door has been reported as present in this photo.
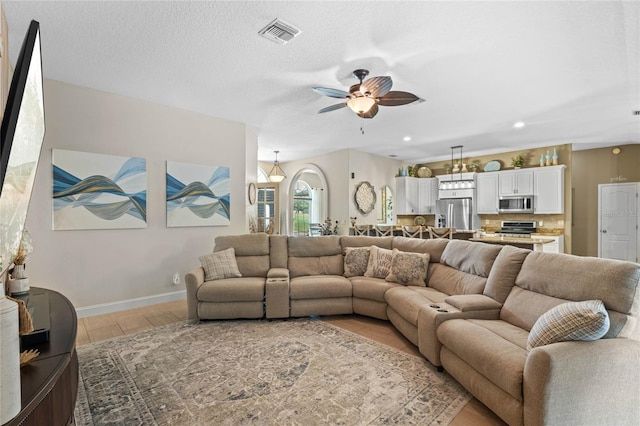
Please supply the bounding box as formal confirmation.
[598,183,639,262]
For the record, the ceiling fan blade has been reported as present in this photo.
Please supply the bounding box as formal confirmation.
[356,103,379,119]
[360,76,392,98]
[312,87,350,98]
[377,91,421,106]
[318,103,348,113]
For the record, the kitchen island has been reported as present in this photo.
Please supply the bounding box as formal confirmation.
[469,235,555,250]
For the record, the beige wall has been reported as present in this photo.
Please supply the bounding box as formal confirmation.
[572,144,640,256]
[25,79,253,309]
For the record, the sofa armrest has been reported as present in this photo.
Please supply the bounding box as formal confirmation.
[417,296,502,366]
[444,294,502,312]
[267,267,290,279]
[266,268,290,319]
[185,267,205,320]
[524,338,640,426]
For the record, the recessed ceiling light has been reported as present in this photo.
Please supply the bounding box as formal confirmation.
[403,136,411,142]
[513,121,525,129]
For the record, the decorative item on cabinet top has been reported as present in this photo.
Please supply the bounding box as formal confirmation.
[483,160,501,172]
[416,166,432,178]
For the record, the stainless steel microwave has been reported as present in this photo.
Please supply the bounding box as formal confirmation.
[498,195,534,213]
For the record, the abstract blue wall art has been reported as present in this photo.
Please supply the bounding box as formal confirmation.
[52,149,147,230]
[166,161,230,227]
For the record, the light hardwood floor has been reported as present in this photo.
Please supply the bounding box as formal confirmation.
[77,300,506,426]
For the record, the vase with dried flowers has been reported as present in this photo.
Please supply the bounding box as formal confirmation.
[9,228,32,296]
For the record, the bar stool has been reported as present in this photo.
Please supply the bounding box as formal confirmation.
[427,226,455,239]
[402,225,423,238]
[374,225,394,237]
[353,225,371,236]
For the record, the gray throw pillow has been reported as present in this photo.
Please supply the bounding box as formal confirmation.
[527,299,610,351]
[385,249,430,287]
[344,247,370,277]
[199,247,242,281]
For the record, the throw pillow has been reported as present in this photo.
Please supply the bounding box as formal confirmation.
[344,247,371,277]
[364,246,394,279]
[385,249,430,287]
[527,299,610,351]
[199,248,242,281]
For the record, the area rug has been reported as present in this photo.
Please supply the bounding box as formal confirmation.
[74,318,471,425]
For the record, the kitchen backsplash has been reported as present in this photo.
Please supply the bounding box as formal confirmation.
[480,214,565,234]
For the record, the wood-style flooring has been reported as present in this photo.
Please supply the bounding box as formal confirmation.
[77,300,506,426]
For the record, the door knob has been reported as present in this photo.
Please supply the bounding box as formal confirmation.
[602,229,607,233]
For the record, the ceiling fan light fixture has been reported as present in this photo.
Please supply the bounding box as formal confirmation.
[347,96,376,114]
[268,150,286,183]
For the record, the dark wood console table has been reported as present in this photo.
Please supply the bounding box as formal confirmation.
[3,287,78,426]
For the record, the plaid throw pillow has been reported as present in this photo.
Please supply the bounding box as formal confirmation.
[527,300,610,351]
[199,248,242,281]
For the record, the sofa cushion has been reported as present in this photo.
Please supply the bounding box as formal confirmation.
[391,237,448,263]
[527,300,610,350]
[428,263,488,296]
[289,275,352,299]
[351,276,401,302]
[341,235,393,250]
[483,245,530,304]
[437,319,528,401]
[385,286,449,325]
[385,249,429,287]
[199,248,242,281]
[288,236,344,278]
[364,246,394,279]
[514,251,640,338]
[214,234,270,277]
[343,247,370,277]
[441,240,502,278]
[197,277,265,302]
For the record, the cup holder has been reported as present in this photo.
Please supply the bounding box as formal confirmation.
[437,309,449,313]
[429,304,440,309]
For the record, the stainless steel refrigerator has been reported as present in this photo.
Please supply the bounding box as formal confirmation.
[435,198,473,230]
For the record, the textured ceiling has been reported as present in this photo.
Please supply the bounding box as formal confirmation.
[3,1,639,163]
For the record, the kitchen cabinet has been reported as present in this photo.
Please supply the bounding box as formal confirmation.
[534,165,565,214]
[395,176,419,215]
[498,169,533,196]
[476,173,499,214]
[396,177,438,215]
[417,178,438,214]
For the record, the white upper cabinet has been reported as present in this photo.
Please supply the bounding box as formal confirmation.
[395,177,419,215]
[498,170,534,196]
[534,165,566,214]
[396,177,437,215]
[417,178,438,214]
[476,173,499,214]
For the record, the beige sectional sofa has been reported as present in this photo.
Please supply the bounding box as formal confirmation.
[185,233,640,426]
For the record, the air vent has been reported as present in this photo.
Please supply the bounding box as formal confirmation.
[258,18,301,45]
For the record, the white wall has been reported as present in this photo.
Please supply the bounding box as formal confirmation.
[25,80,253,309]
[275,149,405,235]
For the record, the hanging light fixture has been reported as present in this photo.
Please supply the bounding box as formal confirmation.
[268,150,286,183]
[347,95,376,114]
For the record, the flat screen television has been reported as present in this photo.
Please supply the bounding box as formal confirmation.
[0,20,45,274]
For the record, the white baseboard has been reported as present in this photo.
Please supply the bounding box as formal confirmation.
[76,290,186,318]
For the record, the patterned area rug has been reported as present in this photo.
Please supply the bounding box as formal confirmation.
[74,318,471,425]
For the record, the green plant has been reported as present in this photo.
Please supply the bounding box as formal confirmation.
[469,160,481,172]
[511,154,525,168]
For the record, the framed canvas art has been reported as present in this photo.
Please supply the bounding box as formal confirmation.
[52,149,147,230]
[166,161,230,227]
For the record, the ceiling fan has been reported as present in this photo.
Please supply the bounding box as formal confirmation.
[312,69,423,119]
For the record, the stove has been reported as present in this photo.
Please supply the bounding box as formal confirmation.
[495,221,537,238]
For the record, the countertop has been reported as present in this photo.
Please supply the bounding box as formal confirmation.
[469,236,555,245]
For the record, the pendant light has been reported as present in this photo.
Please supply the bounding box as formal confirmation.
[268,150,286,183]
